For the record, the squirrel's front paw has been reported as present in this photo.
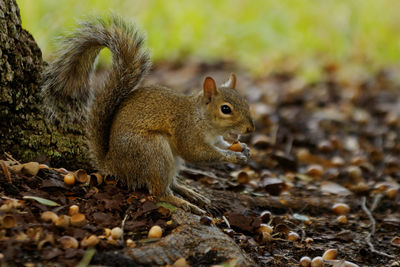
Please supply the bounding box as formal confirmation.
[241,143,251,158]
[230,151,248,165]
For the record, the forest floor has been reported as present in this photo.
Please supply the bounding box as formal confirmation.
[1,61,400,266]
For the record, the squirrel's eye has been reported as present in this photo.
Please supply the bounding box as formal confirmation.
[221,105,232,114]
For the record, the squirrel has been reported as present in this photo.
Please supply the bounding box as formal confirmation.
[41,16,254,214]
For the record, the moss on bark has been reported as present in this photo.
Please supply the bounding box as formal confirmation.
[0,0,89,169]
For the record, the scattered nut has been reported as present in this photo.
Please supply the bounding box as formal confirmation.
[346,166,362,180]
[306,164,324,178]
[111,227,123,240]
[55,215,70,228]
[311,256,323,267]
[90,173,103,185]
[305,237,313,243]
[259,231,272,243]
[257,224,273,234]
[41,211,59,224]
[331,156,345,167]
[81,235,100,247]
[74,169,89,183]
[322,248,338,260]
[69,205,80,216]
[15,232,29,242]
[386,188,398,200]
[148,225,162,239]
[104,228,111,238]
[337,215,348,224]
[317,140,333,152]
[22,162,40,176]
[332,203,350,215]
[126,239,136,248]
[173,257,189,267]
[1,215,16,229]
[299,256,312,267]
[391,236,400,247]
[0,203,13,213]
[39,164,49,169]
[59,236,79,249]
[228,141,242,152]
[260,210,272,223]
[70,213,86,227]
[64,173,75,185]
[287,231,300,241]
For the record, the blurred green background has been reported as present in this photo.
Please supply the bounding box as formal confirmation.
[17,0,400,77]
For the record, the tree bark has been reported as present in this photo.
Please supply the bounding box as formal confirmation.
[0,0,89,168]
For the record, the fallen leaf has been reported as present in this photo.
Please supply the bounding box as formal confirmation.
[23,196,60,206]
[320,181,352,196]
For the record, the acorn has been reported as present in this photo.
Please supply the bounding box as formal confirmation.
[74,169,89,183]
[64,173,75,185]
[90,173,103,185]
[299,256,312,267]
[306,164,323,178]
[305,237,313,244]
[70,213,86,227]
[332,203,350,215]
[55,215,70,228]
[39,164,49,169]
[111,227,123,240]
[1,215,16,229]
[287,231,300,241]
[337,215,348,224]
[0,203,13,212]
[310,256,323,267]
[59,236,79,249]
[22,162,40,176]
[260,210,272,223]
[81,235,99,247]
[322,248,338,260]
[257,224,273,234]
[126,239,136,248]
[228,141,242,152]
[173,258,189,267]
[386,187,398,200]
[41,211,59,224]
[104,228,112,238]
[68,205,79,216]
[148,225,162,239]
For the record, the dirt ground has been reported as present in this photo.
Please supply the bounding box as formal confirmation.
[1,61,400,266]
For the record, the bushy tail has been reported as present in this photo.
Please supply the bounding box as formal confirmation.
[41,15,151,164]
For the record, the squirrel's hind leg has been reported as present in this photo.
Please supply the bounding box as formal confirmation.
[120,133,206,215]
[159,190,206,215]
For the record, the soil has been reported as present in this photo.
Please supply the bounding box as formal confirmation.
[1,61,400,266]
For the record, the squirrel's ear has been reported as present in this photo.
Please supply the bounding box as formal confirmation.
[203,76,217,103]
[221,73,236,89]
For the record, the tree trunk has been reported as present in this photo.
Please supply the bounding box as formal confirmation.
[0,0,89,168]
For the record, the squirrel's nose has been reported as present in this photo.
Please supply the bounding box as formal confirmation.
[246,120,255,133]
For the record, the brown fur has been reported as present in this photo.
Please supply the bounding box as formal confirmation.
[41,16,254,214]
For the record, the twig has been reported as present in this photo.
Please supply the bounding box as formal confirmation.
[0,160,12,183]
[370,193,383,212]
[4,152,21,165]
[270,125,279,145]
[222,215,230,228]
[120,206,132,242]
[360,196,395,259]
